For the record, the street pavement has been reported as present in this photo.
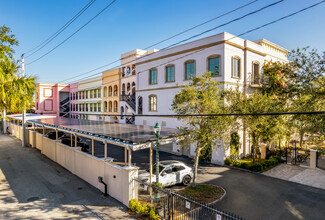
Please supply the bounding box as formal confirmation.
[2,133,325,219]
[264,163,325,190]
[0,134,133,220]
[90,141,325,220]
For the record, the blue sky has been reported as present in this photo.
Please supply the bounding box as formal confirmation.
[1,0,325,83]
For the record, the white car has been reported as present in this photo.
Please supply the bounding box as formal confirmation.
[138,160,193,187]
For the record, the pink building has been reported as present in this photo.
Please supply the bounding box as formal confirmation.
[35,83,70,118]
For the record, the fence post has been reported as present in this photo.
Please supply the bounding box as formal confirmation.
[294,142,297,165]
[171,194,174,220]
[168,194,171,220]
[316,151,319,168]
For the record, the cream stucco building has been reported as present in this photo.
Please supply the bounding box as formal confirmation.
[134,32,289,163]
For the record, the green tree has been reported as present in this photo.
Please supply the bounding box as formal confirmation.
[0,25,19,59]
[261,48,325,147]
[225,89,284,162]
[0,57,36,111]
[172,72,233,186]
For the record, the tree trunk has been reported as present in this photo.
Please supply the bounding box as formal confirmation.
[252,133,256,164]
[192,145,202,187]
[299,132,304,149]
[2,110,6,134]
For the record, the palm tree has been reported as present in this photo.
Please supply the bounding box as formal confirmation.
[0,57,35,133]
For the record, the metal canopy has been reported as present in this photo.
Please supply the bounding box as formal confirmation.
[7,114,56,121]
[28,117,182,150]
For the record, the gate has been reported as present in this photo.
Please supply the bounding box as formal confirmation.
[136,179,244,220]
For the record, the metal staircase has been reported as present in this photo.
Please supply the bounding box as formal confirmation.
[59,97,70,118]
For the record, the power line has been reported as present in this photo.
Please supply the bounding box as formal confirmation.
[67,0,325,86]
[56,0,259,83]
[24,0,97,57]
[67,111,325,117]
[26,0,118,66]
[160,0,284,50]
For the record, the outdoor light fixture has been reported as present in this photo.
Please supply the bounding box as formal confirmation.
[153,122,161,203]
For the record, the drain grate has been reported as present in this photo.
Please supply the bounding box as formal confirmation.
[27,196,39,202]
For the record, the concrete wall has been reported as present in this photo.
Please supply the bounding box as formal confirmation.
[42,137,57,161]
[32,133,138,207]
[29,130,36,148]
[35,133,43,151]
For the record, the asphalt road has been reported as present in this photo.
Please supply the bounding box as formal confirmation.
[0,135,133,219]
[85,139,325,220]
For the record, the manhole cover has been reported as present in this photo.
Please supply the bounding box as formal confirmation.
[27,197,39,202]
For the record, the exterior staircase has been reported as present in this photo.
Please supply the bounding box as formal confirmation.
[120,92,136,124]
[59,97,70,118]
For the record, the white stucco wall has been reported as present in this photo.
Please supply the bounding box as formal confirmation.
[36,132,43,151]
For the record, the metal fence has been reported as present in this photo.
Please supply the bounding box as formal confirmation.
[274,147,321,167]
[136,179,244,220]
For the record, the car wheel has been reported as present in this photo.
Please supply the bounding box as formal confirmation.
[182,175,191,186]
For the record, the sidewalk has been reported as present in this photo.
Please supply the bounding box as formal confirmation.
[0,134,133,219]
[263,163,325,190]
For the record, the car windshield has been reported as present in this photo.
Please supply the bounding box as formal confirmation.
[148,164,165,173]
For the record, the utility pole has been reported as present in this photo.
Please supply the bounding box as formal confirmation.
[22,54,27,147]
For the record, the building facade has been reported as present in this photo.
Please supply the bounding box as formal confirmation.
[34,32,289,164]
[135,32,289,163]
[102,68,121,122]
[35,83,70,118]
[70,76,102,120]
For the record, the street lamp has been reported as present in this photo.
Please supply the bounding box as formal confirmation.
[153,122,161,184]
[153,122,161,203]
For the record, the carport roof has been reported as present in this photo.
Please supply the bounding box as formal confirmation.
[7,114,56,120]
[29,117,182,146]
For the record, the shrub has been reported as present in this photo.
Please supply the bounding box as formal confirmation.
[224,158,232,165]
[129,199,157,219]
[150,209,159,220]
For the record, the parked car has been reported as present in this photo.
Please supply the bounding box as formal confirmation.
[58,134,90,152]
[45,131,65,140]
[138,160,193,187]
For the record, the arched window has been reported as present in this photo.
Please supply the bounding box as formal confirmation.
[121,106,124,119]
[232,56,241,78]
[104,101,108,112]
[207,55,221,76]
[109,101,112,112]
[127,83,131,93]
[138,96,143,115]
[113,85,118,96]
[149,95,157,111]
[184,60,196,80]
[108,86,112,97]
[104,87,107,97]
[149,68,157,85]
[252,61,260,85]
[114,101,118,112]
[132,82,136,94]
[122,83,126,95]
[165,64,175,82]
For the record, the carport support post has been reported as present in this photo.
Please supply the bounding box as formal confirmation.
[124,147,127,165]
[55,129,58,140]
[92,138,94,156]
[70,133,73,147]
[42,125,45,135]
[75,134,77,147]
[128,147,132,167]
[104,141,107,159]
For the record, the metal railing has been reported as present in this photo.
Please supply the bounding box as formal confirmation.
[135,179,244,220]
